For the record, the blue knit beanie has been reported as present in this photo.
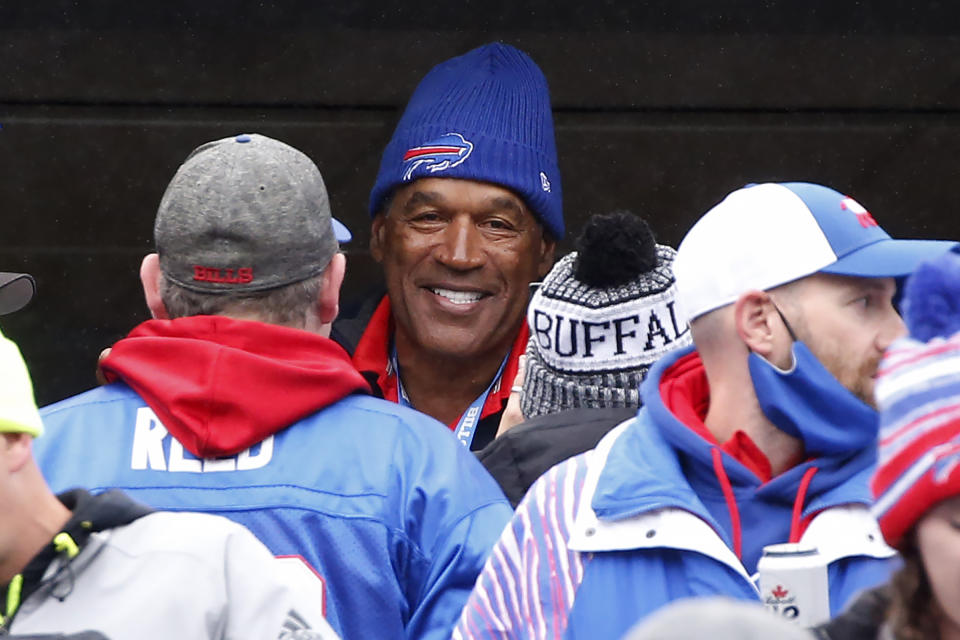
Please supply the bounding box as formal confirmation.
[369,42,564,239]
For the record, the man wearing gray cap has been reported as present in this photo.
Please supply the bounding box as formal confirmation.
[32,134,512,640]
[0,274,339,639]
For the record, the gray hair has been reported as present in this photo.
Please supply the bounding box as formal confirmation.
[159,273,323,329]
[624,597,816,640]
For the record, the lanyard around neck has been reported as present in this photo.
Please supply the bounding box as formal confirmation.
[391,344,509,449]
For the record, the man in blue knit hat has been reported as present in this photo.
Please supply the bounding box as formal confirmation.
[336,43,560,451]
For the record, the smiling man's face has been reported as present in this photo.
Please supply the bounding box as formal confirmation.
[371,178,555,362]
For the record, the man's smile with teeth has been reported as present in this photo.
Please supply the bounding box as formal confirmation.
[429,287,485,304]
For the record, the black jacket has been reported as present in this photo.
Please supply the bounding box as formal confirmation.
[477,407,636,507]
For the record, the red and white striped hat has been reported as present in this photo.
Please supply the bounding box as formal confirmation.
[872,331,960,547]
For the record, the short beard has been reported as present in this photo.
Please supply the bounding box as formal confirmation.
[848,355,881,409]
[784,305,881,410]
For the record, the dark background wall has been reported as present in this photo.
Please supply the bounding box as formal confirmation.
[3,2,960,406]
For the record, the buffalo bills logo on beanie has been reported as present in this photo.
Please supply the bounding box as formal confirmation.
[369,42,564,239]
[401,133,474,181]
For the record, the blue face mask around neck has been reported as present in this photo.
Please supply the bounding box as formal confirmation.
[747,341,879,457]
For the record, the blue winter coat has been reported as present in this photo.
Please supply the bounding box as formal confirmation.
[454,346,897,640]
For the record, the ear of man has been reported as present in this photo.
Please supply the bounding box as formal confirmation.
[734,290,785,362]
[139,253,169,320]
[369,214,387,263]
[1,432,34,475]
[316,253,346,326]
[535,229,557,279]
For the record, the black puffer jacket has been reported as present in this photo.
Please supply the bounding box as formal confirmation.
[477,406,635,507]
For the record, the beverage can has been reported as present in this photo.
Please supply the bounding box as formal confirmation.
[757,542,830,627]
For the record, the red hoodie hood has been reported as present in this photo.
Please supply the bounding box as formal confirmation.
[101,316,370,458]
[658,351,777,482]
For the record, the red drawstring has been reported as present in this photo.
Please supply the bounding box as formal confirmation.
[711,448,742,561]
[711,448,819,559]
[789,466,819,542]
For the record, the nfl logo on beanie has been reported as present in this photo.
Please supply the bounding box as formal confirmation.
[369,42,564,239]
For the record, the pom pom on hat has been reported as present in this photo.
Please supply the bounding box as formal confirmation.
[903,247,960,342]
[574,211,658,288]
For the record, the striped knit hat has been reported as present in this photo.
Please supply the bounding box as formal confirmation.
[521,212,691,418]
[872,248,960,547]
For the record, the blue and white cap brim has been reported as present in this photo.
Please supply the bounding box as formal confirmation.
[823,238,959,279]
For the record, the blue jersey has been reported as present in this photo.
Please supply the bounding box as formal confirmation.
[36,317,512,640]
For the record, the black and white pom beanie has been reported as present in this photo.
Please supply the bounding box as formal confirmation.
[521,211,692,418]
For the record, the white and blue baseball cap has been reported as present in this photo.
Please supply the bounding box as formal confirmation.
[674,182,958,322]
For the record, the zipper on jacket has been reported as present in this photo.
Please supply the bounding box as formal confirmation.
[0,532,81,631]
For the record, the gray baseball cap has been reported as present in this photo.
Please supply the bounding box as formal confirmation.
[0,273,36,315]
[155,133,351,294]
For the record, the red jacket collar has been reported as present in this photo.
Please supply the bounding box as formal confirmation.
[352,297,397,401]
[352,295,528,430]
